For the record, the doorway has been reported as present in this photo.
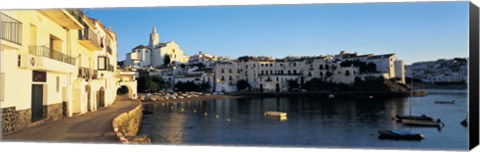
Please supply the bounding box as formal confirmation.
[31,84,44,122]
[98,87,105,108]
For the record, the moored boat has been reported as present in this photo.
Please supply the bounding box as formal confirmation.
[434,100,455,104]
[401,118,444,127]
[264,111,287,117]
[378,130,424,140]
[395,114,434,122]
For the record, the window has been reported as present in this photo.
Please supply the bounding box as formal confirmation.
[221,68,224,73]
[319,65,323,70]
[18,55,21,67]
[98,56,107,70]
[229,76,232,81]
[0,73,4,101]
[221,76,225,81]
[49,35,62,58]
[56,76,60,92]
[229,69,232,73]
[293,70,297,75]
[345,70,350,76]
[270,63,273,67]
[320,72,323,76]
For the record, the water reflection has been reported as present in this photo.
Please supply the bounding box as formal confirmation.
[140,90,467,150]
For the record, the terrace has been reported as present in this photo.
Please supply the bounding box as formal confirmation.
[29,45,76,65]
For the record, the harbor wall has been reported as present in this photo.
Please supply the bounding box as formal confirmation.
[112,100,143,143]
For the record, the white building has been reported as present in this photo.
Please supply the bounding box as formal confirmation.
[123,27,189,68]
[210,51,405,92]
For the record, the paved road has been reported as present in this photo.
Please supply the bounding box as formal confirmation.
[1,95,138,143]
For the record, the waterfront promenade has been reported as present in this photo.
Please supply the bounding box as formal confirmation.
[1,95,138,143]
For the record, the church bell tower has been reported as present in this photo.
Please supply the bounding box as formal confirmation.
[149,26,160,49]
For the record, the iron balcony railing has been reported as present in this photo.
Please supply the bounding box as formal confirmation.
[29,45,76,65]
[66,9,84,21]
[1,12,22,45]
[79,28,100,47]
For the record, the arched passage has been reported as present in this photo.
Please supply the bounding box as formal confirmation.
[117,85,129,95]
[72,78,87,115]
[117,82,137,99]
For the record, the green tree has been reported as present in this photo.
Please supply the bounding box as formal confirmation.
[175,81,201,92]
[200,82,211,92]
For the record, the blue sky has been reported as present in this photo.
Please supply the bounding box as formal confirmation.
[85,2,469,64]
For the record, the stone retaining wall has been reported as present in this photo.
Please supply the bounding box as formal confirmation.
[2,102,66,134]
[112,100,143,144]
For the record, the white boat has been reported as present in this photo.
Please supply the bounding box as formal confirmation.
[264,111,287,117]
[397,79,440,127]
[402,119,444,127]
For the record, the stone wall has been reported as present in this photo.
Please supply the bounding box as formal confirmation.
[2,107,31,134]
[112,101,143,143]
[2,102,67,134]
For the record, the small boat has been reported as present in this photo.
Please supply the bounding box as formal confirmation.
[434,100,455,104]
[328,94,335,99]
[395,114,434,122]
[378,130,424,140]
[402,118,444,127]
[264,111,287,117]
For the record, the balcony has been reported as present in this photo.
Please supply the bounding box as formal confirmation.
[79,28,101,50]
[39,9,83,30]
[29,45,76,65]
[1,12,22,46]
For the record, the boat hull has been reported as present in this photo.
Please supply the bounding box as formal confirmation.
[434,100,455,104]
[395,115,434,122]
[378,130,424,140]
[264,111,287,117]
[402,119,443,127]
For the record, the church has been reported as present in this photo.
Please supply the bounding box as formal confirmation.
[123,27,189,68]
